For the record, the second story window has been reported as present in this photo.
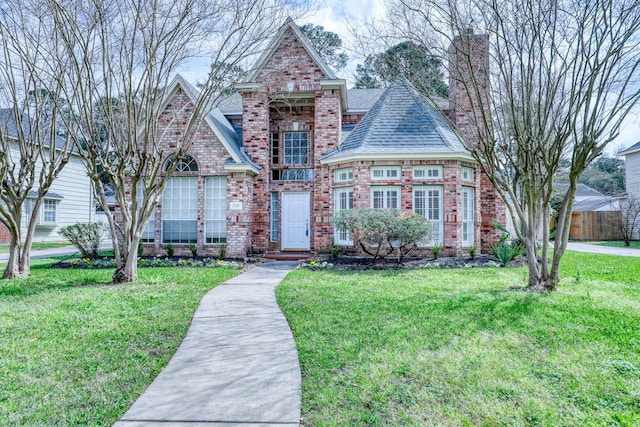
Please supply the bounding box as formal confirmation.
[284,132,309,164]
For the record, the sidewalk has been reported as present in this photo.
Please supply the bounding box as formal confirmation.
[114,261,302,427]
[566,242,640,257]
[0,241,113,262]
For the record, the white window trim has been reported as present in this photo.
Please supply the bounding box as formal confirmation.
[413,185,443,246]
[333,167,353,183]
[334,187,354,245]
[161,176,198,244]
[462,166,475,182]
[371,166,401,180]
[204,176,227,244]
[462,186,475,246]
[412,165,443,180]
[371,186,401,209]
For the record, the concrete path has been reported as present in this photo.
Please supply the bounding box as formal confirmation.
[0,241,112,262]
[114,261,302,427]
[566,242,640,257]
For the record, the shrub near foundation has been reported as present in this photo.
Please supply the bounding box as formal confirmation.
[59,222,108,258]
[333,209,431,263]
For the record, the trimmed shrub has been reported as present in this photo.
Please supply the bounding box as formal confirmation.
[59,222,109,258]
[333,208,432,263]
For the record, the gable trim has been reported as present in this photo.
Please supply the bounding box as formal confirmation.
[158,75,244,165]
[320,152,477,166]
[243,17,337,83]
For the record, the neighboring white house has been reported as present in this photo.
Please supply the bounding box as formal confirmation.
[620,141,640,200]
[0,110,96,244]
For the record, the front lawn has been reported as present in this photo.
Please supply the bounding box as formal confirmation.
[0,259,239,426]
[277,252,640,426]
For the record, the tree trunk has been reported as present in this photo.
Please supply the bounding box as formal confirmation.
[2,237,27,279]
[112,236,139,283]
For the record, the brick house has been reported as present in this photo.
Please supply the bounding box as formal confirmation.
[141,18,505,257]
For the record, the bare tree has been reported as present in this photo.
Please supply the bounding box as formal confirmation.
[369,0,640,291]
[47,0,300,283]
[0,3,75,278]
[620,195,640,246]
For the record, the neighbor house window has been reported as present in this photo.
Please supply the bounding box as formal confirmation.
[204,177,226,244]
[413,165,443,179]
[270,192,279,242]
[462,167,475,181]
[283,132,309,164]
[137,181,156,242]
[371,186,400,209]
[333,167,353,183]
[413,185,443,245]
[334,187,353,245]
[462,186,475,246]
[42,199,57,224]
[162,177,198,243]
[371,166,401,180]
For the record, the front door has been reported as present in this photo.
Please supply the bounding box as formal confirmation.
[281,192,310,250]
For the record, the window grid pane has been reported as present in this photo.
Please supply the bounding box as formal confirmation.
[205,177,227,244]
[462,186,474,246]
[413,185,443,245]
[43,200,57,223]
[284,132,309,164]
[334,187,353,244]
[162,177,198,243]
[137,181,155,242]
[271,192,279,242]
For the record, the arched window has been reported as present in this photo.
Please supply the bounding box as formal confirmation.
[164,155,198,173]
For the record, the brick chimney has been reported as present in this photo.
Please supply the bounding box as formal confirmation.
[448,31,505,253]
[448,30,490,146]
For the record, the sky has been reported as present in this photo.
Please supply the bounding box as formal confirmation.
[181,0,640,156]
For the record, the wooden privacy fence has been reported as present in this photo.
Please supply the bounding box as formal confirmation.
[570,211,622,241]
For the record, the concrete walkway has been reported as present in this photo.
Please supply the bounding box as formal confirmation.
[0,242,112,262]
[114,261,302,427]
[566,242,640,257]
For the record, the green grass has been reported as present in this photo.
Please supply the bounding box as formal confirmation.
[0,259,239,426]
[0,241,72,254]
[277,251,640,426]
[579,240,640,249]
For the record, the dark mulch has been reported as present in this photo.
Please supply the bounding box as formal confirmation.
[318,255,526,270]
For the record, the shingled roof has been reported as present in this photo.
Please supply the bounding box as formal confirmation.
[320,78,472,164]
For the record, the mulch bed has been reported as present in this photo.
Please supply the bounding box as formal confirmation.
[312,255,527,270]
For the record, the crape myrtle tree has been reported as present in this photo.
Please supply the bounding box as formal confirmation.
[379,0,640,291]
[48,0,300,283]
[0,4,76,278]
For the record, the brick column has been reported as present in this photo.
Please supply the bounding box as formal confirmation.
[241,91,270,254]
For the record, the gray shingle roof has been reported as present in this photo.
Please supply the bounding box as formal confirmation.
[0,108,72,150]
[620,140,640,155]
[321,78,469,161]
[208,108,258,168]
[553,183,605,199]
[573,197,620,212]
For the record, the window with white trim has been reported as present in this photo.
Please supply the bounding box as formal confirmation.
[137,181,156,242]
[26,197,60,226]
[164,154,198,172]
[333,167,353,183]
[371,166,401,180]
[462,167,475,181]
[334,187,353,245]
[413,185,443,245]
[42,199,57,223]
[371,186,400,209]
[413,165,443,179]
[462,186,475,246]
[283,132,309,164]
[162,176,198,243]
[270,192,279,242]
[204,177,226,244]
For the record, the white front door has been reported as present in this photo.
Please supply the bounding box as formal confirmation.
[281,192,310,250]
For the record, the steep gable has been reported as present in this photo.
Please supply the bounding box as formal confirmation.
[243,18,336,90]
